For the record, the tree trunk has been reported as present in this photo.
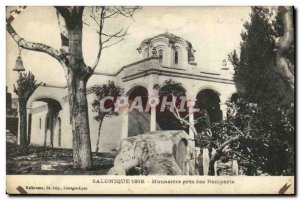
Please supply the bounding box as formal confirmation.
[64,12,93,170]
[18,101,28,149]
[95,118,103,153]
[69,77,93,169]
[7,6,94,169]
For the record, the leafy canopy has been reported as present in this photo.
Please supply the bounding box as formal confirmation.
[91,81,124,121]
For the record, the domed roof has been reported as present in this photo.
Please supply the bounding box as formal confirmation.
[142,32,190,44]
[138,32,196,62]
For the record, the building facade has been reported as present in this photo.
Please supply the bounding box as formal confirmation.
[23,33,236,152]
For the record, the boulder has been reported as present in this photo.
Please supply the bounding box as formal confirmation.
[108,130,197,175]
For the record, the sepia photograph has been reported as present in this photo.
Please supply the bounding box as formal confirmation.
[5,5,295,195]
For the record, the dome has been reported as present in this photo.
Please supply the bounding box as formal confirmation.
[137,32,196,65]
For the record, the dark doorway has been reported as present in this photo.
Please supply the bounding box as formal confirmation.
[156,84,188,133]
[195,89,222,127]
[127,86,150,137]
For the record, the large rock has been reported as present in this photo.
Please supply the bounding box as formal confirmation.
[108,130,197,175]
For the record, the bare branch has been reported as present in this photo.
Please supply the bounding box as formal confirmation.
[183,112,192,120]
[102,38,125,49]
[169,99,199,138]
[91,6,105,71]
[102,27,127,44]
[91,6,140,71]
[114,6,141,18]
[210,136,239,163]
[90,13,100,26]
[103,9,119,19]
[6,23,63,61]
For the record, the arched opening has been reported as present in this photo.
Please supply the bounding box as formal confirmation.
[174,50,179,65]
[194,89,222,132]
[156,83,188,133]
[30,98,62,147]
[127,86,150,137]
[158,49,163,63]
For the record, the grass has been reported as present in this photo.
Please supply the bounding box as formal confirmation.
[6,142,116,175]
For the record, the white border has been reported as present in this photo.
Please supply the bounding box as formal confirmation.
[1,1,299,199]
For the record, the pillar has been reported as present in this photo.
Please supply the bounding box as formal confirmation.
[220,103,228,120]
[150,106,156,131]
[148,84,159,132]
[187,98,196,147]
[220,95,228,120]
[120,95,129,139]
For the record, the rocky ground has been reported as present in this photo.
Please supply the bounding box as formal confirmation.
[6,142,116,175]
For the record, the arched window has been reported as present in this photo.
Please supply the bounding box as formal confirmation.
[158,49,163,63]
[174,50,179,65]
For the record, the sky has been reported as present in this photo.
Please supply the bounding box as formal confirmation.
[6,6,251,97]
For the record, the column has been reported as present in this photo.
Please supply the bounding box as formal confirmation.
[220,95,228,120]
[148,86,158,132]
[120,94,129,139]
[150,106,156,131]
[187,99,196,147]
[149,95,158,132]
[220,103,228,120]
[121,106,128,139]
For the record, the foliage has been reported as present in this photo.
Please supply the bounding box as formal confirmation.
[158,7,296,177]
[91,81,124,152]
[226,7,295,175]
[13,71,41,101]
[157,79,186,97]
[13,71,41,148]
[228,7,293,107]
[91,81,124,121]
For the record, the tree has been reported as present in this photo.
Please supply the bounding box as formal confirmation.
[91,81,123,152]
[13,71,42,151]
[229,6,294,107]
[228,6,295,175]
[227,98,294,175]
[7,6,140,169]
[156,80,243,175]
